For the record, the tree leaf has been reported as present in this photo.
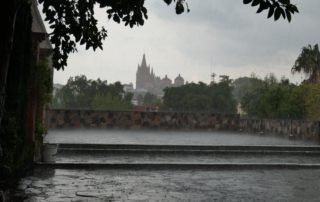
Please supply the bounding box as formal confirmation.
[256,1,268,13]
[243,0,253,4]
[274,7,282,21]
[175,2,184,14]
[280,8,286,19]
[163,0,173,5]
[267,6,274,18]
[279,0,290,5]
[286,9,292,22]
[251,0,260,7]
[113,15,120,23]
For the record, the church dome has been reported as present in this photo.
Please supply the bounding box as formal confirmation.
[174,74,184,86]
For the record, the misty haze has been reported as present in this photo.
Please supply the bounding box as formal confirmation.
[1,0,320,201]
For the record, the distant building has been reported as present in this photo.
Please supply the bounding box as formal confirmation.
[123,83,134,93]
[135,54,184,96]
[174,74,184,87]
[53,83,63,96]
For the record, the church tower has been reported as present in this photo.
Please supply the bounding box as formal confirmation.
[135,54,184,96]
[136,54,151,90]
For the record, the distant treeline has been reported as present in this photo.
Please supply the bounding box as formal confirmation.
[52,44,320,120]
[162,76,236,113]
[52,74,320,120]
[233,74,320,120]
[52,75,133,110]
[52,74,237,114]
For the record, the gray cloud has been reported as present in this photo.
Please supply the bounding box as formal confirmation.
[52,0,320,85]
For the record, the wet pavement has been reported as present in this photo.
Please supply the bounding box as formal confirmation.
[45,129,317,146]
[55,151,320,164]
[14,168,320,201]
[12,129,320,201]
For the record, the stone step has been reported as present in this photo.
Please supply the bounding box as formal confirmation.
[57,148,320,155]
[56,143,320,153]
[36,162,320,170]
[53,151,320,165]
[42,143,320,165]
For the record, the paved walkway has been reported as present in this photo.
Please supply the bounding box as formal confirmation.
[54,144,320,165]
[12,130,320,201]
[14,168,320,201]
[45,129,317,145]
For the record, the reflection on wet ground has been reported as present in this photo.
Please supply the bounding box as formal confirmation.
[14,168,320,201]
[45,129,317,146]
[55,151,320,164]
[12,129,320,201]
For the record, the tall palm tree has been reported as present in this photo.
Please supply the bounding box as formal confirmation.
[292,44,320,83]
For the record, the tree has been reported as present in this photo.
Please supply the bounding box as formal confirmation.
[162,80,236,113]
[232,76,263,102]
[92,93,132,111]
[240,75,306,119]
[52,75,132,110]
[243,0,298,22]
[0,0,300,124]
[219,75,232,84]
[143,93,161,106]
[300,83,320,120]
[210,73,216,84]
[0,0,301,186]
[292,44,320,83]
[38,0,299,71]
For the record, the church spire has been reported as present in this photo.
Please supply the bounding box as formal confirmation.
[141,53,147,68]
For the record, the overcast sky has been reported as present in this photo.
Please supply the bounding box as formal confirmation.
[45,0,320,86]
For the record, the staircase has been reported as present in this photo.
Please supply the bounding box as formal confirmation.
[38,143,320,169]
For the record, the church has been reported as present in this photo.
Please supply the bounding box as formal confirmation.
[135,54,184,96]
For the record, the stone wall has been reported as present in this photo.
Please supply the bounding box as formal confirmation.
[239,119,320,142]
[47,110,320,143]
[47,110,239,130]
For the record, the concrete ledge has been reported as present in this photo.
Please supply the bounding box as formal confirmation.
[47,110,320,143]
[57,149,320,156]
[36,162,320,170]
[57,144,320,152]
[57,144,320,156]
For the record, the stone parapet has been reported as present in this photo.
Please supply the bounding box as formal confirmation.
[47,110,239,130]
[239,119,320,142]
[46,110,320,143]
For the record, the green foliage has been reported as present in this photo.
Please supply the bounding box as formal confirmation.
[35,119,48,141]
[38,0,299,70]
[39,0,188,70]
[34,60,53,109]
[239,75,315,119]
[92,94,132,111]
[232,75,264,102]
[52,75,132,110]
[237,44,320,120]
[164,0,190,14]
[243,0,298,22]
[301,83,320,120]
[143,93,161,106]
[292,44,320,83]
[162,79,237,113]
[32,60,52,141]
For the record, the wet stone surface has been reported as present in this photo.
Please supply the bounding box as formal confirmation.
[55,151,320,164]
[16,130,320,201]
[45,129,317,146]
[13,168,320,201]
